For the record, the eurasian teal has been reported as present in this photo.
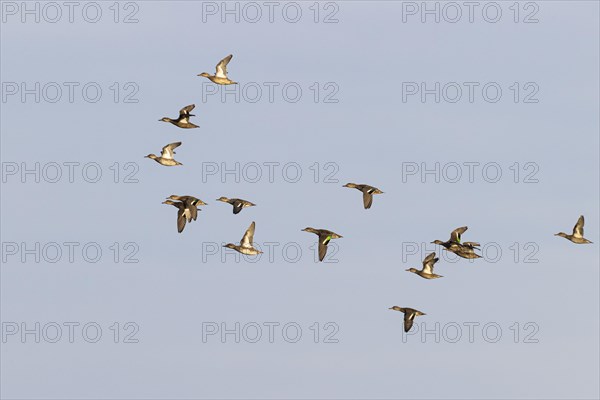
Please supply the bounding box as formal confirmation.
[198,54,237,85]
[302,228,343,262]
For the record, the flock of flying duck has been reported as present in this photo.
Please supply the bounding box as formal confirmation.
[144,54,594,334]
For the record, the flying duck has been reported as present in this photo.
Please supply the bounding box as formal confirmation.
[302,228,343,262]
[197,54,237,85]
[159,104,199,129]
[167,195,207,222]
[343,183,384,209]
[406,252,443,279]
[389,306,426,332]
[432,226,481,259]
[224,221,262,255]
[555,215,593,244]
[145,142,183,166]
[216,197,256,214]
[162,199,198,233]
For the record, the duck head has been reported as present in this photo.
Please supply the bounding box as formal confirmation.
[197,72,211,78]
[302,227,317,234]
[223,243,237,250]
[388,306,403,311]
[431,240,444,245]
[343,183,358,189]
[406,268,419,273]
[216,196,229,202]
[159,117,172,122]
[145,154,157,160]
[554,232,568,238]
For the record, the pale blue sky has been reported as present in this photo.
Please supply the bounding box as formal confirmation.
[1,1,599,399]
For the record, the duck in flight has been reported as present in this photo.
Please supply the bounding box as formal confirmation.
[162,199,200,233]
[406,252,443,279]
[198,54,237,85]
[555,215,593,244]
[302,228,343,262]
[159,104,199,129]
[216,197,256,214]
[432,226,481,259]
[343,183,384,209]
[145,142,183,166]
[167,195,207,222]
[389,306,426,332]
[224,221,262,255]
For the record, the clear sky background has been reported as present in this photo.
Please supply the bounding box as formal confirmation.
[1,1,599,399]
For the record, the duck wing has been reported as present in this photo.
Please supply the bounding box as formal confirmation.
[422,252,438,274]
[318,240,328,262]
[161,142,182,160]
[176,208,186,233]
[215,54,233,78]
[232,200,244,215]
[403,312,416,333]
[423,251,436,264]
[450,226,468,243]
[179,104,195,116]
[185,200,198,221]
[572,215,585,238]
[240,221,256,248]
[178,104,195,124]
[317,232,333,261]
[362,190,373,209]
